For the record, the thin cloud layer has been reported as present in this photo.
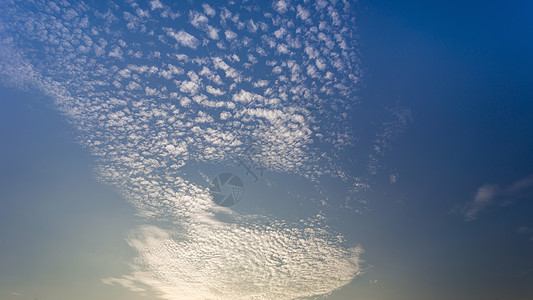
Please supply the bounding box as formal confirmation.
[460,175,533,221]
[103,216,363,300]
[463,184,499,221]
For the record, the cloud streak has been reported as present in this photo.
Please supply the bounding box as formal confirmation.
[463,184,499,221]
[460,175,533,221]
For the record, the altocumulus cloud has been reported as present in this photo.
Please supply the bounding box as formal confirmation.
[0,0,401,298]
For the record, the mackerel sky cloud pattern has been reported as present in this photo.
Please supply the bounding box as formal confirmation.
[0,0,398,298]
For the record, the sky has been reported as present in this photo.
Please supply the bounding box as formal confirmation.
[0,0,532,300]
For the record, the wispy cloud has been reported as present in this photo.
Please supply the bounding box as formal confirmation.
[506,175,533,197]
[459,175,533,221]
[462,184,499,221]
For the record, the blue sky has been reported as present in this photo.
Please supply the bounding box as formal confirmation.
[1,0,533,299]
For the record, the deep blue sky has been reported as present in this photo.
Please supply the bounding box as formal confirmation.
[331,0,533,299]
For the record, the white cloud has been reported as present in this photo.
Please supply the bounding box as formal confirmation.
[297,4,310,21]
[145,86,158,96]
[105,221,363,300]
[274,27,287,39]
[150,0,163,10]
[202,3,216,17]
[205,85,225,96]
[389,173,398,184]
[206,25,219,40]
[102,277,146,293]
[179,80,200,95]
[315,58,326,70]
[136,8,150,19]
[126,81,141,90]
[306,64,317,77]
[118,68,131,78]
[253,80,269,88]
[219,111,231,120]
[463,184,499,221]
[63,8,79,20]
[224,29,237,40]
[179,97,191,107]
[277,44,290,54]
[212,57,240,79]
[164,28,200,49]
[189,11,208,28]
[315,0,328,11]
[232,89,263,104]
[273,0,290,14]
[247,20,258,33]
[108,46,123,59]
